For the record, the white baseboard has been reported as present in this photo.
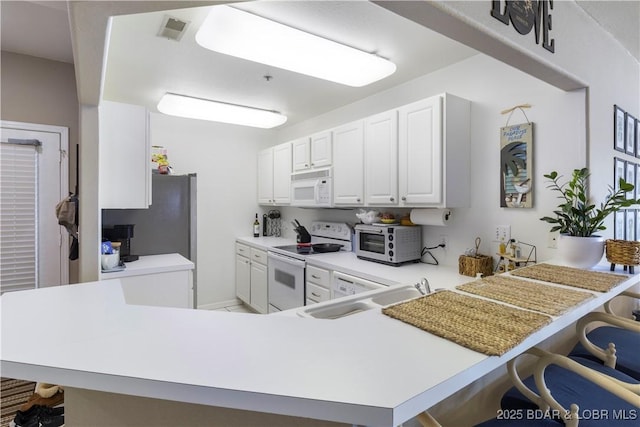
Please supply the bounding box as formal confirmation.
[198,298,244,311]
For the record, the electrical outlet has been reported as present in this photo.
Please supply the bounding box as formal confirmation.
[548,231,559,248]
[439,235,448,248]
[495,225,511,242]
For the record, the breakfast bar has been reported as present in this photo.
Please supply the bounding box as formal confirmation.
[1,267,638,427]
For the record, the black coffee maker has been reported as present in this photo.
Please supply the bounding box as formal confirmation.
[102,224,139,262]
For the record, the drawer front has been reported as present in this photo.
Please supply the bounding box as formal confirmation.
[306,282,330,302]
[250,248,268,265]
[236,242,250,257]
[306,265,330,286]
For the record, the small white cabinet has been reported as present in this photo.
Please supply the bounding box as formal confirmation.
[258,142,291,205]
[235,242,268,313]
[332,121,365,206]
[118,270,193,309]
[292,131,332,171]
[365,110,398,206]
[398,94,470,207]
[99,100,151,209]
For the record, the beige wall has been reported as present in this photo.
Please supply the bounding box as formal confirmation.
[1,51,80,283]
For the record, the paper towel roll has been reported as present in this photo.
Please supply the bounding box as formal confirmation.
[410,209,451,226]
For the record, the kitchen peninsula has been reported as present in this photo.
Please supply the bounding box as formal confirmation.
[1,268,637,426]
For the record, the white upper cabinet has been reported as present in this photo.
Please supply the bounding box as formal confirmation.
[310,131,332,168]
[257,148,274,204]
[292,131,332,172]
[398,94,470,207]
[272,142,292,203]
[99,100,151,209]
[332,121,364,206]
[258,142,291,205]
[365,110,398,206]
[292,137,311,171]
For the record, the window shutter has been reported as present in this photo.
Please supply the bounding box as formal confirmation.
[0,141,38,293]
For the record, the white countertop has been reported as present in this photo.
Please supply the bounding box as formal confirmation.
[1,270,638,426]
[99,253,194,279]
[236,235,470,288]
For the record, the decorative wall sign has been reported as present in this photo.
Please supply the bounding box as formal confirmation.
[614,105,626,152]
[490,0,555,53]
[500,122,533,208]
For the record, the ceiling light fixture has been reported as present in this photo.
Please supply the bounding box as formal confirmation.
[195,6,396,87]
[157,93,287,129]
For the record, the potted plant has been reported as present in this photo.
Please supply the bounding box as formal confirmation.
[540,168,639,268]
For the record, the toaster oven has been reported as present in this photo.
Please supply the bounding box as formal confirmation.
[354,224,422,266]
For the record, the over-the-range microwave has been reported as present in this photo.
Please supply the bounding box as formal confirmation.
[355,224,422,266]
[291,167,332,207]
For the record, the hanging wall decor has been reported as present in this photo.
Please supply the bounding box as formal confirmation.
[500,105,533,208]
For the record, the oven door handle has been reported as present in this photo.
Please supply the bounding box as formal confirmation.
[268,251,306,268]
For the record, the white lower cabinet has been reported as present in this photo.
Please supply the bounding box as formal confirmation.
[117,270,193,309]
[235,242,268,313]
[305,265,331,305]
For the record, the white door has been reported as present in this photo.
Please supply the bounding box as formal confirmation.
[0,121,69,289]
[398,96,443,205]
[365,110,398,205]
[333,121,364,205]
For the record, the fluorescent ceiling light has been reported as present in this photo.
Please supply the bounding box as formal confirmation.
[157,93,287,129]
[195,6,396,87]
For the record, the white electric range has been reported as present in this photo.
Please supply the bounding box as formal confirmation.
[267,221,351,313]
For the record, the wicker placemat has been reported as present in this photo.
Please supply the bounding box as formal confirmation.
[509,263,628,292]
[456,275,594,316]
[382,290,551,356]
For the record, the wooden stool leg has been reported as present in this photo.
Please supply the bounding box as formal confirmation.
[610,263,616,271]
[630,266,635,274]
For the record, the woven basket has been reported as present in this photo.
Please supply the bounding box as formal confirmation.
[458,254,494,277]
[605,239,640,266]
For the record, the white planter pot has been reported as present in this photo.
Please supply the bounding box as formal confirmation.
[557,234,605,269]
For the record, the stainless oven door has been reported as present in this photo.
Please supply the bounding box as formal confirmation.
[268,252,306,312]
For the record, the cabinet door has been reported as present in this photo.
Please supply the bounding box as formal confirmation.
[235,254,251,304]
[365,110,398,206]
[398,96,443,205]
[257,148,274,204]
[116,270,192,308]
[333,121,364,206]
[99,101,150,208]
[310,131,332,168]
[292,138,311,171]
[250,261,268,314]
[272,142,292,204]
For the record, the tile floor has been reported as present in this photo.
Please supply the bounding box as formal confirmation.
[214,303,254,313]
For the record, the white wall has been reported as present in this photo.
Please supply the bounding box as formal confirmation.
[149,115,275,307]
[274,54,586,268]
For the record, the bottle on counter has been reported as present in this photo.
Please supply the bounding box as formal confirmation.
[253,213,260,237]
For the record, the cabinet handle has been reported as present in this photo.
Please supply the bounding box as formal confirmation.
[245,260,249,264]
[254,254,261,258]
[311,274,320,279]
[357,198,361,202]
[311,292,321,297]
[305,163,309,167]
[402,196,407,201]
[390,197,395,202]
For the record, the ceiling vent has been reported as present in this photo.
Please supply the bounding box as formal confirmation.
[158,16,190,41]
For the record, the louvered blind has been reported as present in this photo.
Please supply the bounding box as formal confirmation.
[0,141,38,294]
